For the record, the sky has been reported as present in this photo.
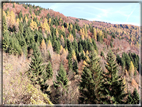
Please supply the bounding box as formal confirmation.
[10,1,141,26]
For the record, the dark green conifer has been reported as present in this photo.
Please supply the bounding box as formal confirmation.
[55,63,68,88]
[73,60,78,74]
[126,88,139,104]
[98,50,127,104]
[79,52,102,104]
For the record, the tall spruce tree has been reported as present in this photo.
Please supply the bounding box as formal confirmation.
[98,50,127,104]
[54,63,68,88]
[79,51,103,104]
[126,88,139,104]
[73,60,78,74]
[27,46,45,86]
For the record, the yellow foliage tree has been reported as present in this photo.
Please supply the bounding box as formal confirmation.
[81,35,85,40]
[59,17,62,21]
[3,11,6,17]
[86,50,89,55]
[88,36,92,43]
[83,60,88,68]
[41,18,51,34]
[83,50,85,56]
[9,10,15,28]
[98,30,102,36]
[47,40,52,49]
[40,39,46,51]
[72,50,76,60]
[67,23,69,29]
[47,40,53,55]
[16,18,20,25]
[129,61,135,76]
[48,18,51,24]
[60,45,63,54]
[56,28,59,38]
[123,76,127,93]
[30,19,38,31]
[68,33,74,42]
[62,25,65,32]
[70,24,73,30]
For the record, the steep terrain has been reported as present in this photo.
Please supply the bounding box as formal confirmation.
[2,2,141,105]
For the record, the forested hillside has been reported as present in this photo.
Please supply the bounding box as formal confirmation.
[2,2,141,105]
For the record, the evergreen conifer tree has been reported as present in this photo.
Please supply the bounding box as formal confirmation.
[73,60,78,74]
[27,47,45,86]
[3,15,7,34]
[98,50,127,104]
[79,52,103,104]
[46,61,53,79]
[126,88,139,104]
[55,63,68,88]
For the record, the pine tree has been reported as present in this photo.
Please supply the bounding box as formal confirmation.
[68,53,73,70]
[27,47,45,86]
[126,88,139,104]
[79,52,103,104]
[78,42,83,53]
[53,40,60,54]
[73,60,78,74]
[98,50,127,104]
[46,61,53,79]
[55,63,68,88]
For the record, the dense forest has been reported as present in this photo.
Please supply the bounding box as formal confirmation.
[2,2,141,105]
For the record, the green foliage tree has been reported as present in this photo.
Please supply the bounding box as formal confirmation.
[67,53,73,70]
[3,31,9,52]
[126,89,139,104]
[78,42,83,53]
[79,52,103,104]
[101,51,105,58]
[110,42,113,48]
[53,40,60,54]
[3,15,7,34]
[54,63,68,88]
[98,50,127,104]
[73,60,78,74]
[46,61,53,79]
[27,47,45,86]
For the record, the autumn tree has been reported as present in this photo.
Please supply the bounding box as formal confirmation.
[30,19,38,31]
[9,10,15,28]
[129,61,135,77]
[68,33,74,42]
[93,28,97,40]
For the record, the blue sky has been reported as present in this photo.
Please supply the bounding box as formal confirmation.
[12,1,141,26]
[28,3,140,26]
